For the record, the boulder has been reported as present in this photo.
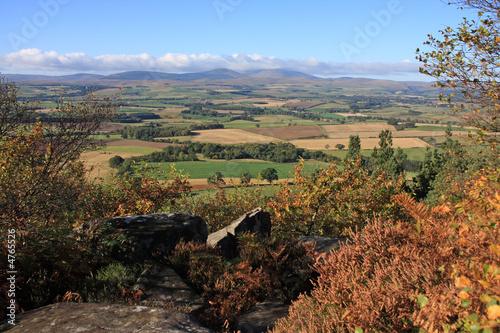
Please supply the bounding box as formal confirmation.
[297,236,349,254]
[234,301,290,333]
[207,208,271,259]
[76,213,208,263]
[0,302,213,333]
[134,265,205,315]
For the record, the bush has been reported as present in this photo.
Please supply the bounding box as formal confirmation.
[82,263,146,303]
[167,235,317,331]
[109,155,125,168]
[274,169,500,332]
[268,159,406,238]
[176,184,268,233]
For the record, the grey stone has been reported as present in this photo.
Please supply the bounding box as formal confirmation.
[297,236,349,254]
[75,213,208,263]
[235,301,290,333]
[0,302,213,333]
[207,208,271,259]
[134,265,205,315]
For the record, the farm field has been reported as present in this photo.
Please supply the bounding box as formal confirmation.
[190,129,281,144]
[291,137,429,150]
[321,123,396,135]
[16,74,466,184]
[325,147,431,161]
[246,125,325,139]
[135,160,328,181]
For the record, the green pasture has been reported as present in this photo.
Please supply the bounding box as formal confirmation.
[319,113,346,119]
[410,125,469,132]
[323,147,430,162]
[103,146,162,154]
[134,160,330,180]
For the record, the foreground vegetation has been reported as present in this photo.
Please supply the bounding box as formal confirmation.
[1,1,500,332]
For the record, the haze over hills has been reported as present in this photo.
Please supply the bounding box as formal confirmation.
[1,69,437,95]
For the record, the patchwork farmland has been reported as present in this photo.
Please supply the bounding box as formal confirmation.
[246,125,325,139]
[13,74,467,185]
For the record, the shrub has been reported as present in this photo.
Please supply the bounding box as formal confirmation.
[176,184,268,233]
[82,263,146,303]
[109,155,125,168]
[274,168,500,332]
[268,159,406,238]
[167,235,317,331]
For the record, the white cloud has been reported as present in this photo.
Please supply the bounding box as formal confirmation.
[0,49,421,77]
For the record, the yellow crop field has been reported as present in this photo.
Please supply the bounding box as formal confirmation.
[81,151,144,180]
[191,129,281,144]
[322,123,396,136]
[247,125,325,139]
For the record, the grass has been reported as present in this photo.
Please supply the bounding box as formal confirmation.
[182,114,231,122]
[134,160,330,180]
[323,147,431,161]
[103,146,162,154]
[319,113,346,119]
[410,125,470,132]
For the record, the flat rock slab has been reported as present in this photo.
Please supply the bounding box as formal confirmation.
[297,236,349,254]
[76,213,208,263]
[207,208,271,259]
[0,302,213,333]
[235,301,290,333]
[135,265,205,315]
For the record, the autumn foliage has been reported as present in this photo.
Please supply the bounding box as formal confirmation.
[273,168,500,332]
[268,158,406,238]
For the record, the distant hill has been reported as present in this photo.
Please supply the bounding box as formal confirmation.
[102,69,246,81]
[329,77,435,94]
[244,69,317,79]
[1,70,435,95]
[2,73,103,82]
[101,69,311,81]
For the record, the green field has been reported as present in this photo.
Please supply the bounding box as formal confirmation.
[324,147,430,161]
[134,160,330,179]
[409,125,470,132]
[104,146,162,154]
[319,113,346,119]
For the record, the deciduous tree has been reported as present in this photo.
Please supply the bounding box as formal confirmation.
[261,167,278,184]
[418,0,500,137]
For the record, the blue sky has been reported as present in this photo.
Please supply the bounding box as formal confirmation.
[0,0,476,80]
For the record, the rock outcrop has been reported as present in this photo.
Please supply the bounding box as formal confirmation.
[297,236,349,254]
[134,265,205,315]
[0,302,213,333]
[76,213,208,262]
[207,207,271,258]
[235,301,290,333]
[9,209,341,332]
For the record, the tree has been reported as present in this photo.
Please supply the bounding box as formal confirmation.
[207,171,225,186]
[335,143,345,150]
[261,167,278,184]
[0,79,116,229]
[239,170,252,185]
[371,130,408,179]
[267,159,406,237]
[109,155,125,168]
[344,134,361,161]
[418,0,500,136]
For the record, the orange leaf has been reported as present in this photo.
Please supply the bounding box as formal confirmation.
[459,226,469,235]
[455,276,471,288]
[458,291,470,299]
[488,304,500,320]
